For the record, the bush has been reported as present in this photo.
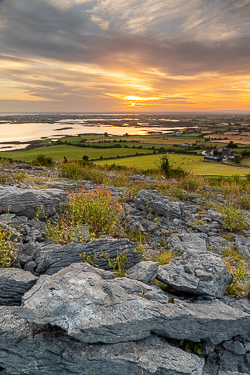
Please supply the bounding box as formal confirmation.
[0,223,17,267]
[218,204,249,232]
[46,187,123,244]
[32,154,54,167]
[59,162,104,183]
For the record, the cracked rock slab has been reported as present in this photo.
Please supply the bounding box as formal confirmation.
[135,189,184,219]
[0,186,66,219]
[22,263,250,345]
[0,268,38,306]
[0,306,204,375]
[35,237,141,274]
[167,233,207,254]
[157,251,232,298]
[125,261,159,283]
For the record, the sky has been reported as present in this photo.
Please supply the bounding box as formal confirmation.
[0,0,250,113]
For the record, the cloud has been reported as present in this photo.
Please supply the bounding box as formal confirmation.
[0,0,250,111]
[91,15,109,30]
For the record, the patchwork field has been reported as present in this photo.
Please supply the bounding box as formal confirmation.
[96,154,250,176]
[204,132,250,145]
[0,145,154,162]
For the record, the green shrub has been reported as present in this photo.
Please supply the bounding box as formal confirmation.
[46,187,123,244]
[218,205,249,232]
[0,223,17,267]
[223,246,250,296]
[59,162,104,183]
[32,154,54,167]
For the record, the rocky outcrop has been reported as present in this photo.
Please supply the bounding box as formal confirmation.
[167,233,207,254]
[0,306,205,375]
[0,268,38,305]
[135,189,184,218]
[157,251,232,299]
[125,260,159,283]
[1,182,250,375]
[35,237,141,275]
[22,263,250,345]
[0,186,66,219]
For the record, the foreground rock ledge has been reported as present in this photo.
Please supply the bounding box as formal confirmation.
[22,263,250,345]
[0,306,204,375]
[0,186,66,219]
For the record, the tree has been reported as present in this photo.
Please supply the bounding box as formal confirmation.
[82,155,89,161]
[234,155,242,164]
[157,154,186,178]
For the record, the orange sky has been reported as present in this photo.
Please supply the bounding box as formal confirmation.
[0,0,250,112]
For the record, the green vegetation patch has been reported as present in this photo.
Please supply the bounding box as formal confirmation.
[0,145,154,162]
[96,154,250,176]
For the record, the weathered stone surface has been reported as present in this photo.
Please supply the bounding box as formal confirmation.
[208,235,229,255]
[0,186,66,219]
[0,268,38,306]
[0,306,204,375]
[22,263,250,345]
[125,261,159,283]
[135,189,184,218]
[235,235,250,264]
[219,372,249,375]
[157,251,232,298]
[222,339,246,355]
[167,233,207,254]
[35,237,141,274]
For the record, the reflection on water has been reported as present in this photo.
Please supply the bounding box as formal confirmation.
[0,144,30,151]
[0,117,194,151]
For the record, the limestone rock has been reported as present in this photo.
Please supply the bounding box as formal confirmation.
[135,189,184,218]
[35,237,141,274]
[125,261,159,283]
[22,263,250,345]
[0,186,66,219]
[0,306,205,375]
[235,235,250,264]
[157,251,232,298]
[0,268,38,306]
[167,233,207,254]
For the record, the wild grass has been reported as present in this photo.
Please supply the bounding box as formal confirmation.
[0,222,18,267]
[153,249,176,265]
[222,246,250,297]
[45,186,123,244]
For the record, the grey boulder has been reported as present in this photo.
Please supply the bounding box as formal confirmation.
[35,237,141,274]
[0,268,38,306]
[157,251,232,298]
[0,186,66,219]
[125,261,159,283]
[135,189,184,219]
[167,233,207,254]
[22,263,250,345]
[0,306,204,375]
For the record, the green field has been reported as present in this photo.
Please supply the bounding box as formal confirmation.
[241,157,250,166]
[0,145,154,162]
[96,154,250,176]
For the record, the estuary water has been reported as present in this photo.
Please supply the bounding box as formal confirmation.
[0,117,186,151]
